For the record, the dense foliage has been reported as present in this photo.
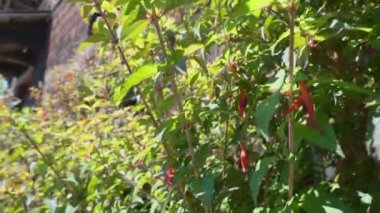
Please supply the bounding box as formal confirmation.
[1,0,380,212]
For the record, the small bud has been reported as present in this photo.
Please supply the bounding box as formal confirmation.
[228,60,238,72]
[238,90,248,117]
[308,38,318,48]
[299,81,316,128]
[281,97,303,116]
[164,167,175,185]
[239,143,249,173]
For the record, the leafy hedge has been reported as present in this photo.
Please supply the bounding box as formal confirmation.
[1,0,380,212]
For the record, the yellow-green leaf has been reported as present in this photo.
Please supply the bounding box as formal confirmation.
[113,64,158,105]
[121,19,149,42]
[184,44,204,56]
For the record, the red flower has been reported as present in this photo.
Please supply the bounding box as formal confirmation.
[165,167,175,185]
[238,90,248,117]
[228,60,238,72]
[308,38,318,48]
[282,96,303,116]
[280,81,319,130]
[239,143,248,173]
[298,81,316,128]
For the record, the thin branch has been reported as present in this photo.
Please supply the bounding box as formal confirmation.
[119,174,162,207]
[151,9,199,177]
[93,0,159,128]
[179,183,194,211]
[267,7,289,26]
[287,0,296,200]
[150,8,209,211]
[222,80,231,179]
[9,118,73,193]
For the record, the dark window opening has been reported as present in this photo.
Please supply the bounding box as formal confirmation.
[0,11,51,106]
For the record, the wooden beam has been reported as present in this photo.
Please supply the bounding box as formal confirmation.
[12,0,35,10]
[0,0,44,11]
[0,11,50,17]
[0,55,30,67]
[3,0,10,11]
[0,43,24,53]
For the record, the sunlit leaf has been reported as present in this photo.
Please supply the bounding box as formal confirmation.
[358,191,373,205]
[255,92,281,141]
[101,1,115,13]
[250,157,273,205]
[121,19,149,42]
[157,0,197,12]
[294,122,344,157]
[184,44,204,56]
[300,189,353,213]
[314,79,374,96]
[202,174,214,209]
[113,64,158,105]
[247,0,275,17]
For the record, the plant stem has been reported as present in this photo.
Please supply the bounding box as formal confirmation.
[222,81,231,179]
[119,174,162,206]
[93,0,159,128]
[151,9,199,177]
[9,119,72,192]
[287,0,296,200]
[179,183,195,211]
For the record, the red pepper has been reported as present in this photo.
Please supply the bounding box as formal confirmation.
[239,143,248,173]
[298,81,316,127]
[238,90,248,117]
[165,167,175,185]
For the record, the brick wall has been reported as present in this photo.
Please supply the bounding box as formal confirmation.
[39,0,88,68]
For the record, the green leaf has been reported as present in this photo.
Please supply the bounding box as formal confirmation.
[358,191,373,205]
[272,30,290,53]
[318,115,345,158]
[184,44,204,56]
[78,34,111,49]
[10,147,24,161]
[189,175,214,209]
[87,175,100,194]
[119,6,139,35]
[298,45,310,69]
[149,201,160,213]
[191,56,209,76]
[158,0,197,12]
[43,198,57,212]
[294,122,344,157]
[247,0,274,17]
[65,204,78,213]
[202,174,214,209]
[101,1,115,13]
[300,189,353,213]
[266,69,285,92]
[315,79,374,96]
[247,0,274,10]
[250,157,273,205]
[113,64,158,105]
[121,20,149,42]
[255,92,281,141]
